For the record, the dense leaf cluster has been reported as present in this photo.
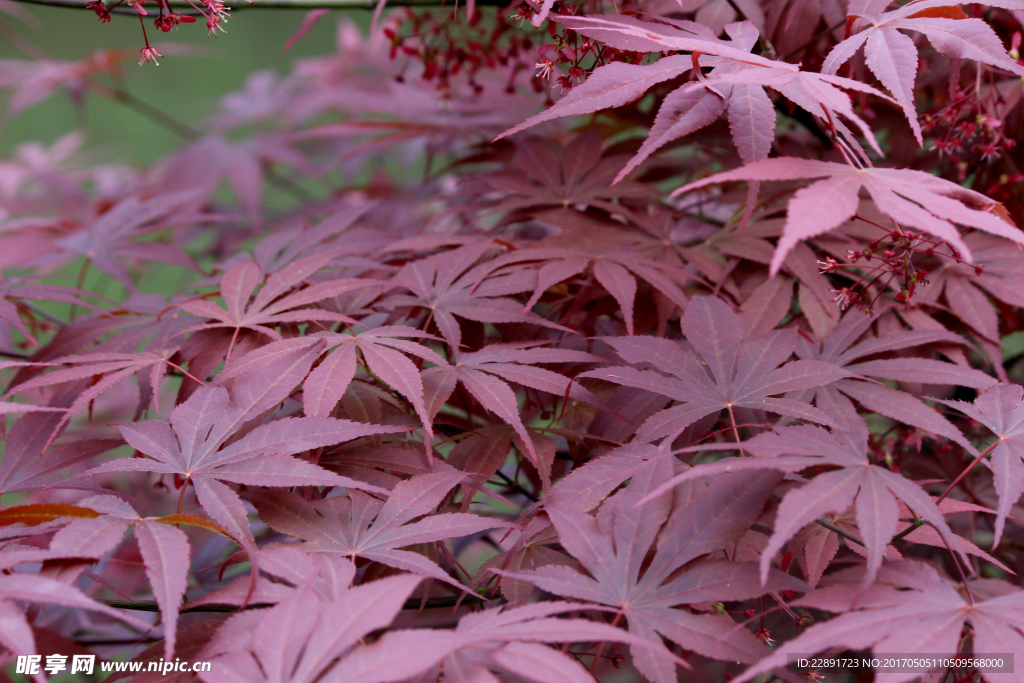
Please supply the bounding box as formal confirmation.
[1,1,1024,681]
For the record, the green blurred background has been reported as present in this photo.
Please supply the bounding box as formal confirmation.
[0,3,367,164]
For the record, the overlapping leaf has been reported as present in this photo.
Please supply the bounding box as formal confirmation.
[543,14,889,168]
[502,455,799,683]
[646,425,963,586]
[732,560,1024,683]
[478,130,652,221]
[178,254,378,345]
[0,277,98,346]
[81,345,399,553]
[36,192,204,289]
[2,7,1023,680]
[0,572,149,676]
[408,601,692,683]
[673,158,1024,274]
[55,495,195,661]
[425,342,601,479]
[936,384,1024,547]
[789,309,994,447]
[477,243,690,335]
[3,349,178,448]
[379,240,573,350]
[0,405,119,496]
[823,1,1024,144]
[200,573,433,683]
[912,232,1024,347]
[580,295,850,442]
[250,468,506,588]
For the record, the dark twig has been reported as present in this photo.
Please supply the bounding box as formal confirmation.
[22,301,67,327]
[104,593,491,614]
[493,469,540,503]
[770,493,865,547]
[87,79,200,142]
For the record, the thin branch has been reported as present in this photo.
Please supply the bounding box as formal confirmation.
[87,79,200,142]
[86,78,314,204]
[770,493,866,547]
[493,469,540,503]
[814,516,865,547]
[937,440,1000,505]
[72,638,162,646]
[12,0,507,15]
[107,599,247,613]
